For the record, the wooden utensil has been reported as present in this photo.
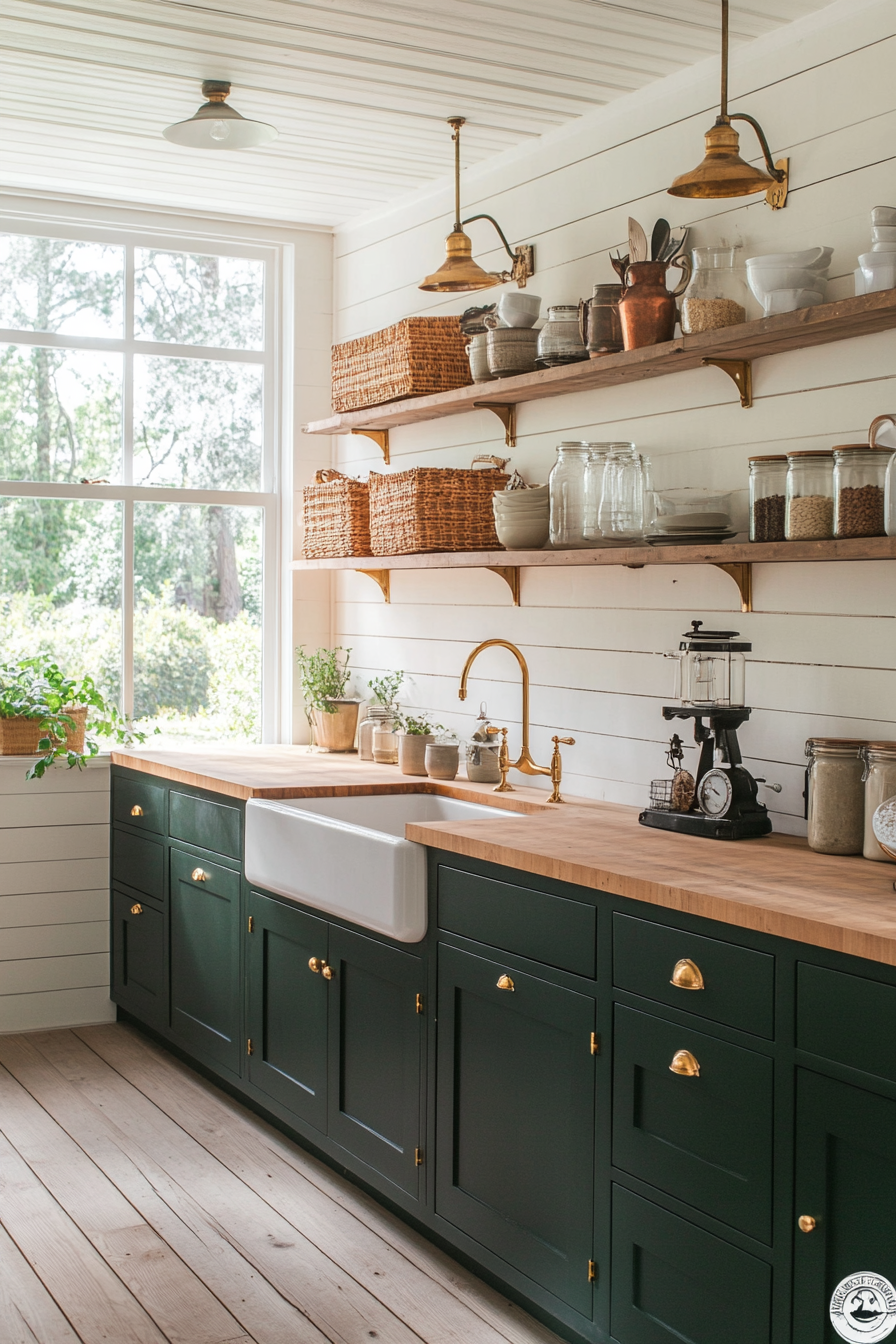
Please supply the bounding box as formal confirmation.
[628,217,648,264]
[650,218,670,263]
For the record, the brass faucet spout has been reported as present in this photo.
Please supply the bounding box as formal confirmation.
[457,638,549,778]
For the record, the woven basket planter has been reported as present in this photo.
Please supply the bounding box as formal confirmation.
[0,705,88,757]
[301,469,371,559]
[331,317,471,413]
[368,457,509,555]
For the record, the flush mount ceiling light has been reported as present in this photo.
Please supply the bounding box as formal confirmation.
[668,0,788,209]
[419,117,535,292]
[163,80,277,150]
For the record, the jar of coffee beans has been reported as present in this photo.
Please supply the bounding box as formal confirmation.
[833,444,889,538]
[749,455,787,541]
[785,450,834,540]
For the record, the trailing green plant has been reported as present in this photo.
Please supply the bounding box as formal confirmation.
[368,669,403,710]
[296,645,353,714]
[0,656,149,780]
[399,713,445,736]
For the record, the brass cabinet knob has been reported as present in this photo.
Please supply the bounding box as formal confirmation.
[321,963,335,980]
[497,974,515,991]
[191,868,208,882]
[130,903,143,916]
[308,957,323,974]
[798,1215,817,1234]
[670,958,705,991]
[669,1049,701,1077]
[130,804,144,817]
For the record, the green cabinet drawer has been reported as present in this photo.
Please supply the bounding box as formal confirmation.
[111,828,164,902]
[111,774,166,834]
[438,865,597,978]
[613,1005,773,1243]
[798,963,896,1085]
[613,912,775,1039]
[170,847,241,1072]
[111,889,167,1028]
[611,1186,772,1344]
[169,790,241,860]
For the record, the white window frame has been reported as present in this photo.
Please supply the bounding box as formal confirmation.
[0,213,287,742]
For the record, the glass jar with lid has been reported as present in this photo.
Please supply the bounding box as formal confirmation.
[804,738,866,854]
[549,442,592,548]
[372,715,399,765]
[833,444,889,538]
[873,414,896,536]
[862,742,896,861]
[358,705,393,761]
[680,246,749,335]
[785,450,834,540]
[749,455,788,542]
[666,619,748,707]
[537,305,588,367]
[597,443,644,543]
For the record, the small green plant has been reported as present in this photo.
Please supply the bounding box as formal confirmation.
[368,669,403,710]
[0,656,149,780]
[296,645,353,714]
[399,714,444,736]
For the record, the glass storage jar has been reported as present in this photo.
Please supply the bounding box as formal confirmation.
[680,246,749,335]
[582,445,609,543]
[785,450,834,540]
[869,413,896,536]
[862,742,896,861]
[749,455,788,542]
[597,443,644,543]
[358,705,393,761]
[537,305,588,366]
[805,738,866,855]
[549,442,592,548]
[833,444,890,538]
[372,716,399,765]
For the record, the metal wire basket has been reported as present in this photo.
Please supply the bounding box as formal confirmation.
[649,778,675,811]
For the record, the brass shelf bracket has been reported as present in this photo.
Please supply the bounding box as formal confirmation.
[351,427,390,464]
[767,158,789,211]
[355,569,391,602]
[473,402,517,448]
[713,561,753,612]
[486,566,521,605]
[702,358,753,408]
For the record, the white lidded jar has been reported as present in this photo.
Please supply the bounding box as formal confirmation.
[805,738,866,855]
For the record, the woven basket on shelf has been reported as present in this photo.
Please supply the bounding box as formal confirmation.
[331,317,472,413]
[0,705,88,757]
[368,456,509,556]
[302,469,371,559]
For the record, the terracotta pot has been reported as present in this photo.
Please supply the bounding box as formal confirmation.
[618,258,692,351]
[311,700,359,752]
[398,733,434,776]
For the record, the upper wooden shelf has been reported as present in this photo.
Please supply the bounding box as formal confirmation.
[304,289,896,436]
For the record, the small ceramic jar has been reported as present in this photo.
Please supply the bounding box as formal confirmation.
[398,733,434,776]
[425,741,460,781]
[467,332,495,383]
[486,327,539,377]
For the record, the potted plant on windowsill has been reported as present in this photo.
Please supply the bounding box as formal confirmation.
[397,714,445,777]
[0,657,148,780]
[296,645,360,752]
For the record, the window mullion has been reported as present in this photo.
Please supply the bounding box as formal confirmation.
[123,244,135,487]
[122,498,135,719]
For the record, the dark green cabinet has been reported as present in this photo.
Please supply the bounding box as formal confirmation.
[436,942,596,1316]
[793,1070,896,1343]
[169,847,241,1072]
[110,890,166,1028]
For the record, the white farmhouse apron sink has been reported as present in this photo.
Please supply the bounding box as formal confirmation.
[244,793,525,943]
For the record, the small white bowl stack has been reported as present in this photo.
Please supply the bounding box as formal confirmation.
[745,246,833,316]
[857,206,896,295]
[492,483,549,550]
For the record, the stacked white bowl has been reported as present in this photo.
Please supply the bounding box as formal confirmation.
[493,484,549,550]
[857,206,896,295]
[746,246,833,316]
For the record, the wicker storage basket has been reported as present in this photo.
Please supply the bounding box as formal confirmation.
[369,457,509,556]
[0,706,88,756]
[332,317,472,413]
[302,469,371,558]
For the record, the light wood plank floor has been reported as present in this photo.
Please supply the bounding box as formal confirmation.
[0,1023,564,1344]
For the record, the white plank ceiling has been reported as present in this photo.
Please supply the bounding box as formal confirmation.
[1,0,831,227]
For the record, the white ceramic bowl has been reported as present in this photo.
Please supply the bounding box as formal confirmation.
[746,267,829,301]
[497,292,541,328]
[871,206,896,227]
[493,485,549,507]
[494,518,550,549]
[762,288,825,316]
[859,251,896,293]
[871,226,896,251]
[746,246,832,271]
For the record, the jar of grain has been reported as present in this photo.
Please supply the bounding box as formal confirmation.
[862,742,896,862]
[749,455,788,542]
[805,738,866,854]
[833,445,889,538]
[785,451,834,540]
[680,246,749,334]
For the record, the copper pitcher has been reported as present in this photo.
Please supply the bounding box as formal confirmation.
[618,257,692,351]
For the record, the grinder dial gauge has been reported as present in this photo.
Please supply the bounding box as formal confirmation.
[697,768,734,817]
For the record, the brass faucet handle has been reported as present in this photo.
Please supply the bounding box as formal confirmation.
[493,727,516,793]
[548,735,576,804]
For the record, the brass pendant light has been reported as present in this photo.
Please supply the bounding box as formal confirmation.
[419,118,535,292]
[164,81,277,150]
[668,1,788,209]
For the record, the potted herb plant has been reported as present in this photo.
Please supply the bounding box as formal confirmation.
[0,656,147,780]
[397,713,445,776]
[296,645,360,752]
[359,670,403,761]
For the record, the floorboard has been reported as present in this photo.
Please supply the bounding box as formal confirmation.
[0,1024,563,1344]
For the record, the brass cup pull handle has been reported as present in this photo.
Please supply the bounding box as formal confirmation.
[130,903,143,916]
[321,963,335,980]
[669,1049,700,1077]
[798,1215,817,1234]
[130,804,144,817]
[191,867,208,882]
[670,958,705,991]
[497,974,515,991]
[308,957,323,974]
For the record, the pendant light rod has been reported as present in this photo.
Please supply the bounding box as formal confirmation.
[449,116,465,231]
[720,0,729,120]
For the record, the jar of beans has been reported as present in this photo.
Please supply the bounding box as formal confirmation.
[833,444,889,538]
[785,450,834,540]
[749,455,787,541]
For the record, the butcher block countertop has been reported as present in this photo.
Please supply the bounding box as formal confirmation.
[114,745,896,968]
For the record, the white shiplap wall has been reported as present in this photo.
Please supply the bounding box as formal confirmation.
[0,758,114,1032]
[328,0,896,835]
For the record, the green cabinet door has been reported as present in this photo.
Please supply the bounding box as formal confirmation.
[111,890,167,1029]
[169,848,241,1073]
[327,926,425,1197]
[436,943,596,1316]
[793,1070,896,1343]
[246,892,329,1133]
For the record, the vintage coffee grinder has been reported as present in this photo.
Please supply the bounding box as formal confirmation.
[639,620,778,840]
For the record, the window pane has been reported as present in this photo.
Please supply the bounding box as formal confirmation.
[0,344,121,482]
[0,235,123,337]
[133,355,262,489]
[0,496,122,707]
[133,502,262,741]
[134,249,264,350]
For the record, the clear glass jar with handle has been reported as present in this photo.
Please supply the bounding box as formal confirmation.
[862,742,896,861]
[680,246,749,334]
[785,451,834,540]
[549,442,592,548]
[805,738,866,854]
[749,455,788,542]
[833,445,889,538]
